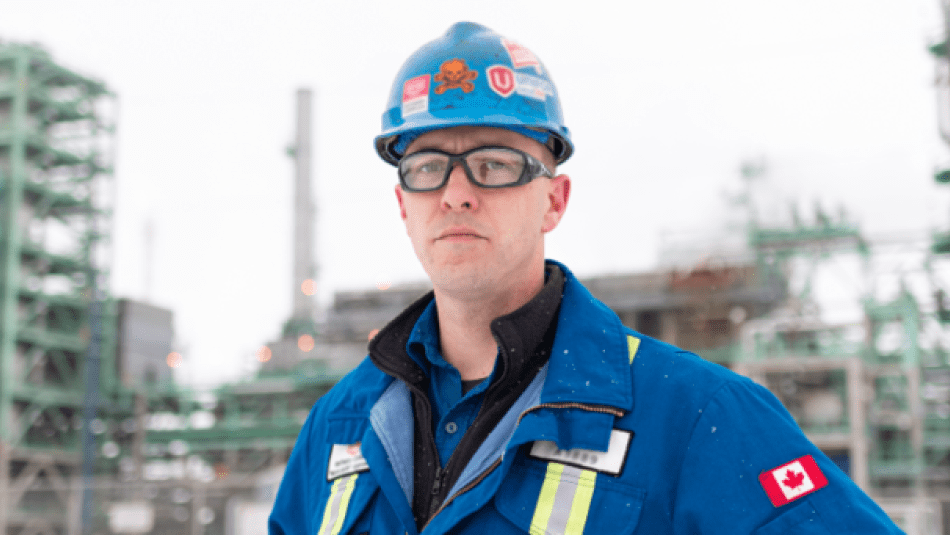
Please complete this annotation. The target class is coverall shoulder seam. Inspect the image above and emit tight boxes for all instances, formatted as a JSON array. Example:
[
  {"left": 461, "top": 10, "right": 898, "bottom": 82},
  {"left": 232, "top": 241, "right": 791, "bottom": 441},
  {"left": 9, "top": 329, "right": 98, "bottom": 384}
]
[{"left": 667, "top": 375, "right": 735, "bottom": 520}]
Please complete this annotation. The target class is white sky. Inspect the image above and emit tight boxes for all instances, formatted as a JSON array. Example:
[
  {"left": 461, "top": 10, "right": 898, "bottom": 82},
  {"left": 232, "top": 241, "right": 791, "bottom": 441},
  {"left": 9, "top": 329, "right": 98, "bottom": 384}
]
[{"left": 2, "top": 0, "right": 948, "bottom": 387}]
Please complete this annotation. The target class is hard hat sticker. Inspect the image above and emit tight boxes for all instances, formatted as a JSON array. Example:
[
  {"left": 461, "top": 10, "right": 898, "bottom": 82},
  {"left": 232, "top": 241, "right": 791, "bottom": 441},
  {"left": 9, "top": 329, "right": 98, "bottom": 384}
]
[
  {"left": 402, "top": 74, "right": 430, "bottom": 117},
  {"left": 502, "top": 39, "right": 542, "bottom": 74},
  {"left": 434, "top": 58, "right": 478, "bottom": 94},
  {"left": 487, "top": 65, "right": 515, "bottom": 98},
  {"left": 515, "top": 73, "right": 554, "bottom": 101}
]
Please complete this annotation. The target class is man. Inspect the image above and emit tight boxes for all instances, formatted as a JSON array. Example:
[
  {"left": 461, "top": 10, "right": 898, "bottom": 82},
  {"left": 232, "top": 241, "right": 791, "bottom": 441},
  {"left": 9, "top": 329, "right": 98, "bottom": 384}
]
[{"left": 270, "top": 22, "right": 903, "bottom": 534}]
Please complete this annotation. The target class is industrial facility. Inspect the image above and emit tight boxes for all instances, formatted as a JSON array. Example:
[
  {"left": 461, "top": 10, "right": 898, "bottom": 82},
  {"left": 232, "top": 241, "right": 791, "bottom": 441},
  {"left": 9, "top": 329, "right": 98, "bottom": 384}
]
[{"left": 2, "top": 11, "right": 950, "bottom": 535}]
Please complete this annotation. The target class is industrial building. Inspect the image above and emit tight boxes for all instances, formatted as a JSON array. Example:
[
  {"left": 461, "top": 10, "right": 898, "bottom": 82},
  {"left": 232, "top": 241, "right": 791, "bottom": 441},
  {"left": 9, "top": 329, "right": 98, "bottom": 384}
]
[{"left": 3, "top": 14, "right": 950, "bottom": 534}]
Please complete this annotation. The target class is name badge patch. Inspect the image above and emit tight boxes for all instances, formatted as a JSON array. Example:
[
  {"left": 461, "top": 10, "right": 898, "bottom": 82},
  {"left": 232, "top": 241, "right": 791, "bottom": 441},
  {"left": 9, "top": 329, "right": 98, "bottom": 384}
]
[
  {"left": 326, "top": 443, "right": 369, "bottom": 481},
  {"left": 529, "top": 429, "right": 632, "bottom": 476}
]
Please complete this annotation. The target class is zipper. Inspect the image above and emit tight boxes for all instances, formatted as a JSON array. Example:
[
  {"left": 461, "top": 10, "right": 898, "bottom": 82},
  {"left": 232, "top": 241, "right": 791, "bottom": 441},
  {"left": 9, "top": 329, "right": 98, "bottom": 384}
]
[
  {"left": 427, "top": 466, "right": 447, "bottom": 519},
  {"left": 405, "top": 381, "right": 443, "bottom": 527},
  {"left": 380, "top": 374, "right": 441, "bottom": 530},
  {"left": 420, "top": 401, "right": 624, "bottom": 531},
  {"left": 519, "top": 401, "right": 625, "bottom": 420},
  {"left": 423, "top": 456, "right": 503, "bottom": 531}
]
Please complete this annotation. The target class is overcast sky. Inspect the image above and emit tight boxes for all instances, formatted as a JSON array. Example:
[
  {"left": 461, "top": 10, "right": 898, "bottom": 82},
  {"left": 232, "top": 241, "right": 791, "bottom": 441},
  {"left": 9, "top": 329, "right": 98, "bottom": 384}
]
[{"left": 2, "top": 0, "right": 947, "bottom": 386}]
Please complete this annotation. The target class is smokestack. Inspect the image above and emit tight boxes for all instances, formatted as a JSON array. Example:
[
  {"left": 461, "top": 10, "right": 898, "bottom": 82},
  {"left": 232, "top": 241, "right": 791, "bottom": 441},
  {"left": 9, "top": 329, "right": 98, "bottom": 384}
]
[
  {"left": 264, "top": 89, "right": 319, "bottom": 371},
  {"left": 292, "top": 88, "right": 316, "bottom": 320}
]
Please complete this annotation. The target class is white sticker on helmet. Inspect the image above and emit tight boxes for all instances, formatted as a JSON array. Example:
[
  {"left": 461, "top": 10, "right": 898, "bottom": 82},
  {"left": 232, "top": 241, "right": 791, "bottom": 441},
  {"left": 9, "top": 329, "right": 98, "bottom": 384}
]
[
  {"left": 515, "top": 73, "right": 554, "bottom": 101},
  {"left": 502, "top": 39, "right": 543, "bottom": 74},
  {"left": 402, "top": 74, "right": 430, "bottom": 117}
]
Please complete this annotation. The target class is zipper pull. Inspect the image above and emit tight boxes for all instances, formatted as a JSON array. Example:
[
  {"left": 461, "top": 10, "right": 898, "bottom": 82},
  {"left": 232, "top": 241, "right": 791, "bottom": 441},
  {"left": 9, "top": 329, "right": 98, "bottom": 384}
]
[{"left": 428, "top": 467, "right": 446, "bottom": 518}]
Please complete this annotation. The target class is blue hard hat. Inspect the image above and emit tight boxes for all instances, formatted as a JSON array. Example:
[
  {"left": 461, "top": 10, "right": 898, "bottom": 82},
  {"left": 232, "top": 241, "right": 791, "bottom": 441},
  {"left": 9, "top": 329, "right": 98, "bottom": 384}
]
[{"left": 375, "top": 22, "right": 573, "bottom": 166}]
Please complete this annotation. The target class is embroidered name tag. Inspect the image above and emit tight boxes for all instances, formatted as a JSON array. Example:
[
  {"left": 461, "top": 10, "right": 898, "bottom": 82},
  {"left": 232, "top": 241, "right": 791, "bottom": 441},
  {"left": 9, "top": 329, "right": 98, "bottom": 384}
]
[
  {"left": 529, "top": 429, "right": 632, "bottom": 476},
  {"left": 326, "top": 443, "right": 369, "bottom": 481}
]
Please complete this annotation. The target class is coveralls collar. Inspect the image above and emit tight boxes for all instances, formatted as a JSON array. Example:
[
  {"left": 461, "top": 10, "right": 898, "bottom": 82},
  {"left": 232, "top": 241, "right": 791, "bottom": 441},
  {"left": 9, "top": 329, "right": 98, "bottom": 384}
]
[
  {"left": 369, "top": 263, "right": 565, "bottom": 394},
  {"left": 540, "top": 260, "right": 635, "bottom": 412},
  {"left": 368, "top": 260, "right": 634, "bottom": 413}
]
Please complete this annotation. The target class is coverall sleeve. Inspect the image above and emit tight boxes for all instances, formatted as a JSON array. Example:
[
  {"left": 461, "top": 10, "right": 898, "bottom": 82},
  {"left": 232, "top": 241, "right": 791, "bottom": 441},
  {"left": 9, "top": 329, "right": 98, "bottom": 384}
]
[
  {"left": 269, "top": 402, "right": 322, "bottom": 535},
  {"left": 671, "top": 380, "right": 903, "bottom": 534}
]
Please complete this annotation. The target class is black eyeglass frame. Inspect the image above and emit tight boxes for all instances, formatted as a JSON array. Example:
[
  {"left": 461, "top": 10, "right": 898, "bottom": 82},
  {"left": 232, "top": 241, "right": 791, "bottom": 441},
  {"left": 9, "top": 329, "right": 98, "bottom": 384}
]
[{"left": 397, "top": 146, "right": 554, "bottom": 192}]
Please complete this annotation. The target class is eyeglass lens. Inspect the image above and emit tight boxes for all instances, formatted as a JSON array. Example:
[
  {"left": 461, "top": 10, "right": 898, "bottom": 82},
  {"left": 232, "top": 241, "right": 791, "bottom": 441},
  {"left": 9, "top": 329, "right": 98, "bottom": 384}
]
[{"left": 400, "top": 148, "right": 527, "bottom": 190}]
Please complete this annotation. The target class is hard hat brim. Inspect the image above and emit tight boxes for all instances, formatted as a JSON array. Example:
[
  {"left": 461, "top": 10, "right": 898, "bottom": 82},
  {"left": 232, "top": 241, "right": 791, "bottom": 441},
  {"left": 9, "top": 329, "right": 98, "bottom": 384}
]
[{"left": 375, "top": 109, "right": 572, "bottom": 167}]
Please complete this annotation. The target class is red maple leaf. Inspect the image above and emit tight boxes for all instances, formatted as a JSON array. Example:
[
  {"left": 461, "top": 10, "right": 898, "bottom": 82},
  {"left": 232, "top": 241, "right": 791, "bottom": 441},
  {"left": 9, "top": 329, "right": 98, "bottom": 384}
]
[{"left": 782, "top": 469, "right": 805, "bottom": 489}]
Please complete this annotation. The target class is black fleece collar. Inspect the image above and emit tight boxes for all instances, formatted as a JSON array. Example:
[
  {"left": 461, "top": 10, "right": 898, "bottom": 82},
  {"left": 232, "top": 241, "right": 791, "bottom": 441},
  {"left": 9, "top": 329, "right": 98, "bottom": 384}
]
[{"left": 368, "top": 264, "right": 565, "bottom": 388}]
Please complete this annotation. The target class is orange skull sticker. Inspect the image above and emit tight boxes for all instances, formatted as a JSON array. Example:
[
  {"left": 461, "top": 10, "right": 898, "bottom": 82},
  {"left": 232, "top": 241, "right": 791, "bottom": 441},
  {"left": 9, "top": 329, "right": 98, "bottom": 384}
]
[{"left": 434, "top": 58, "right": 478, "bottom": 94}]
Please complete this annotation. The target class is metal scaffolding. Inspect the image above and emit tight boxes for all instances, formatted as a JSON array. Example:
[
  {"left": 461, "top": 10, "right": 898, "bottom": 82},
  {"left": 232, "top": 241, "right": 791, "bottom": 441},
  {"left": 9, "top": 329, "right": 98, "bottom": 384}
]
[{"left": 0, "top": 43, "right": 116, "bottom": 534}]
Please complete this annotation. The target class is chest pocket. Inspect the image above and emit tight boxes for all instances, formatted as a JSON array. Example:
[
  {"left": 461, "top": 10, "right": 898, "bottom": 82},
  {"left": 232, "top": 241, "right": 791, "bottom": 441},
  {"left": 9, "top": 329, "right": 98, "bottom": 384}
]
[
  {"left": 314, "top": 470, "right": 379, "bottom": 535},
  {"left": 493, "top": 455, "right": 646, "bottom": 535}
]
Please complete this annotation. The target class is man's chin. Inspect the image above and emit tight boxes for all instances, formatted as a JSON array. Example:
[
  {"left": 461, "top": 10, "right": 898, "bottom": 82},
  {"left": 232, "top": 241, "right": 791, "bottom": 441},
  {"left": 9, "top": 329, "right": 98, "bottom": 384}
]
[
  {"left": 428, "top": 248, "right": 485, "bottom": 267},
  {"left": 426, "top": 262, "right": 494, "bottom": 293},
  {"left": 427, "top": 259, "right": 482, "bottom": 278}
]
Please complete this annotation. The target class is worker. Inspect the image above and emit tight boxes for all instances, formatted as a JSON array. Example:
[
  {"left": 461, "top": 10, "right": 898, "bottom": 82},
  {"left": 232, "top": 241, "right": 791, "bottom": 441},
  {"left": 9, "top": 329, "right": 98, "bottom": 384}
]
[{"left": 269, "top": 22, "right": 904, "bottom": 534}]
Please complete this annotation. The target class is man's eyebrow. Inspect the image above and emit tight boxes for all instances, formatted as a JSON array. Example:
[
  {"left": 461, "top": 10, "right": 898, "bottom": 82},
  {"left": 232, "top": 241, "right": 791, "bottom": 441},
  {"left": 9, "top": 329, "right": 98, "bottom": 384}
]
[{"left": 407, "top": 145, "right": 444, "bottom": 152}]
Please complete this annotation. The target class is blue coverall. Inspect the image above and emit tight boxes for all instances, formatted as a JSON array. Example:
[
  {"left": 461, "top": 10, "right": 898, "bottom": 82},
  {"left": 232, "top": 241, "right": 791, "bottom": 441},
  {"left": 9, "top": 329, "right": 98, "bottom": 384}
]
[{"left": 269, "top": 261, "right": 903, "bottom": 534}]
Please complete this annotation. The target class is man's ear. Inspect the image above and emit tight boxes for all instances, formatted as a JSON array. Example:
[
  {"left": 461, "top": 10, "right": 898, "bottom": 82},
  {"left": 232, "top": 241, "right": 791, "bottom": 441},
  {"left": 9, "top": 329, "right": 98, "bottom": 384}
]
[
  {"left": 541, "top": 174, "right": 570, "bottom": 233},
  {"left": 395, "top": 184, "right": 408, "bottom": 220}
]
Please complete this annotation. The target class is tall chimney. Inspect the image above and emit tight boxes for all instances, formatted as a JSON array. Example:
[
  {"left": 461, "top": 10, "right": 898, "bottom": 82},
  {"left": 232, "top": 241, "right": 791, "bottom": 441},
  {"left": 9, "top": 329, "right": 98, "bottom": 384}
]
[{"left": 292, "top": 88, "right": 316, "bottom": 320}]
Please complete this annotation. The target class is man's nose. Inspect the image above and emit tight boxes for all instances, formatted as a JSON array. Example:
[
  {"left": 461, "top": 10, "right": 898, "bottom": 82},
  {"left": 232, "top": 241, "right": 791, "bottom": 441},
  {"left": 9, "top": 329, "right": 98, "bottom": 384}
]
[{"left": 440, "top": 163, "right": 479, "bottom": 211}]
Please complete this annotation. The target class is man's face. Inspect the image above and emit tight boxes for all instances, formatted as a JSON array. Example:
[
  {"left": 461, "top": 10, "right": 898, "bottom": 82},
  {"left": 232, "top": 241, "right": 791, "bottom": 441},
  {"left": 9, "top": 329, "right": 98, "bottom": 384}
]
[{"left": 395, "top": 126, "right": 570, "bottom": 299}]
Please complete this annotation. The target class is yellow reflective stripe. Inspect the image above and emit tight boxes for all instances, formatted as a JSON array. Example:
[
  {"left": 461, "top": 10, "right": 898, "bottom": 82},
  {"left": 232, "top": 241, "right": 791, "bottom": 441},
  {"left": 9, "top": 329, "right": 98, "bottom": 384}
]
[
  {"left": 530, "top": 462, "right": 565, "bottom": 535},
  {"left": 564, "top": 469, "right": 597, "bottom": 534},
  {"left": 317, "top": 474, "right": 359, "bottom": 535},
  {"left": 531, "top": 463, "right": 598, "bottom": 535},
  {"left": 331, "top": 474, "right": 358, "bottom": 535},
  {"left": 317, "top": 477, "right": 344, "bottom": 535},
  {"left": 627, "top": 335, "right": 641, "bottom": 365}
]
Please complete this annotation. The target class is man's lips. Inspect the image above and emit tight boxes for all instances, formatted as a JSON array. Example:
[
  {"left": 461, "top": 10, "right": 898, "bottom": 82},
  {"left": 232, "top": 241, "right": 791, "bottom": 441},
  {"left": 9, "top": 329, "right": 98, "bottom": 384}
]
[{"left": 437, "top": 227, "right": 485, "bottom": 240}]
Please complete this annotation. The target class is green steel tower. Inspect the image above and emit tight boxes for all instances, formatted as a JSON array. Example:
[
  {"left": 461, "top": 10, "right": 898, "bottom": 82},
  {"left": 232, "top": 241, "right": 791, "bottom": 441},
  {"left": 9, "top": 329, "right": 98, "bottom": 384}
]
[{"left": 0, "top": 43, "right": 116, "bottom": 534}]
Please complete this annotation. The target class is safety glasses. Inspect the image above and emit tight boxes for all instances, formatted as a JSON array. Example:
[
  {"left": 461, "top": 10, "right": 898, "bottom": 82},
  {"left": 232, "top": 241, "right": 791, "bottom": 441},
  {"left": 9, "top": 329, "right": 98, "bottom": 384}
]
[{"left": 398, "top": 146, "right": 553, "bottom": 192}]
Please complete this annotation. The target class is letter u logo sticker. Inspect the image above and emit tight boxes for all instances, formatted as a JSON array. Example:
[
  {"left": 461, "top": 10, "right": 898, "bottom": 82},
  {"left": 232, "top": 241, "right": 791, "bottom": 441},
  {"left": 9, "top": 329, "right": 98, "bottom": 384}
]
[{"left": 487, "top": 65, "right": 516, "bottom": 98}]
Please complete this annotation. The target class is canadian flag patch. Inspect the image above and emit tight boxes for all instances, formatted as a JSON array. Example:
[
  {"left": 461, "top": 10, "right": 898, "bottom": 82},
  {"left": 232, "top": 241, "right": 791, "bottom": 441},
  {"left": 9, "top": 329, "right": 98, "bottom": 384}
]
[{"left": 758, "top": 455, "right": 828, "bottom": 507}]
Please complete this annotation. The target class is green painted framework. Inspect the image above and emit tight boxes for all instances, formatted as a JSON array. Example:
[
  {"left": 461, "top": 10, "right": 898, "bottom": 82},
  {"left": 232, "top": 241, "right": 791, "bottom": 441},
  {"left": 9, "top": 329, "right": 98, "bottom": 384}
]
[{"left": 0, "top": 42, "right": 116, "bottom": 534}]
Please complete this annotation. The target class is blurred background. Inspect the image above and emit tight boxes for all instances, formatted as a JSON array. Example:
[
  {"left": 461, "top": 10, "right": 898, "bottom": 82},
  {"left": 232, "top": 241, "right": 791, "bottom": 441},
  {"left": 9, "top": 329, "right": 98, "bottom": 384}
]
[{"left": 1, "top": 0, "right": 949, "bottom": 533}]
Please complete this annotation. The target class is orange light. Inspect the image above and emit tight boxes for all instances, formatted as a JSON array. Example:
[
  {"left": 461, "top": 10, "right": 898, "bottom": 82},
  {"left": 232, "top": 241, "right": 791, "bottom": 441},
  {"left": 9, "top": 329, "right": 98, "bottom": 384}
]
[
  {"left": 166, "top": 352, "right": 182, "bottom": 368},
  {"left": 256, "top": 346, "right": 272, "bottom": 363},
  {"left": 214, "top": 463, "right": 230, "bottom": 480},
  {"left": 368, "top": 329, "right": 379, "bottom": 341},
  {"left": 297, "top": 335, "right": 315, "bottom": 352},
  {"left": 376, "top": 281, "right": 391, "bottom": 291},
  {"left": 301, "top": 279, "right": 316, "bottom": 296}
]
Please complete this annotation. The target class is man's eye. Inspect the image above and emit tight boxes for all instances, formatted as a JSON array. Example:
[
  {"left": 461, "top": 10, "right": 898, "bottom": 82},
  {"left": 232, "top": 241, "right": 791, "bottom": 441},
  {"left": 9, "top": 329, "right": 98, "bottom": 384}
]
[
  {"left": 484, "top": 160, "right": 511, "bottom": 171},
  {"left": 417, "top": 161, "right": 445, "bottom": 174}
]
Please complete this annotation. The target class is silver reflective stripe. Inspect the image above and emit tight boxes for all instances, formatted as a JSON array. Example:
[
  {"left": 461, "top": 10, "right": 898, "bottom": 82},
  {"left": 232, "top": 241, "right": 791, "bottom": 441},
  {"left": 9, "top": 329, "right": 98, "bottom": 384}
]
[
  {"left": 547, "top": 465, "right": 584, "bottom": 533},
  {"left": 530, "top": 463, "right": 597, "bottom": 535},
  {"left": 318, "top": 473, "right": 358, "bottom": 535}
]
